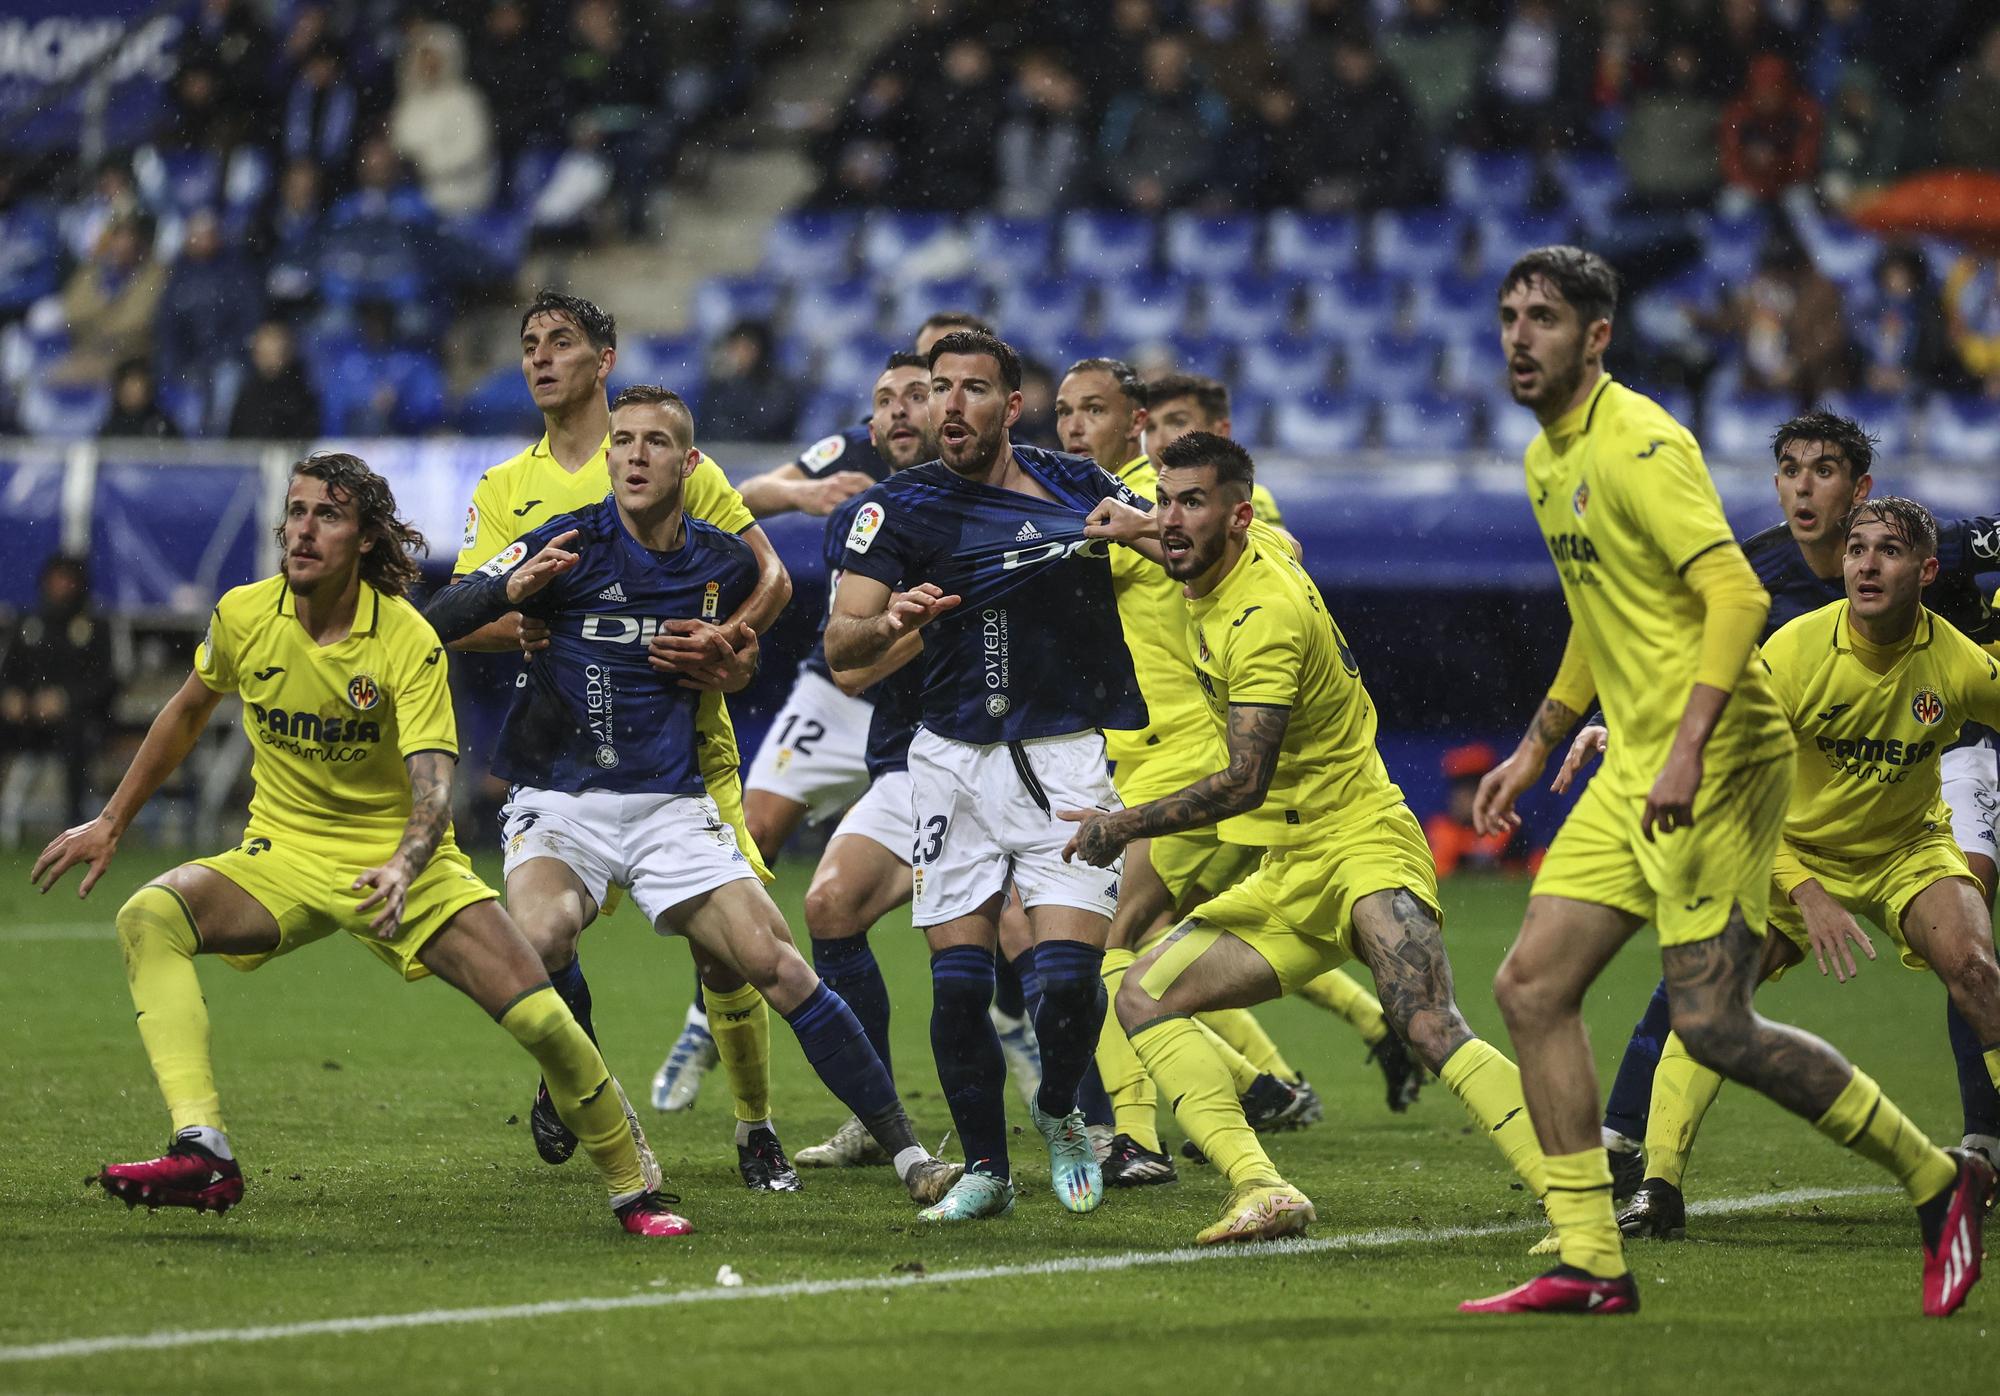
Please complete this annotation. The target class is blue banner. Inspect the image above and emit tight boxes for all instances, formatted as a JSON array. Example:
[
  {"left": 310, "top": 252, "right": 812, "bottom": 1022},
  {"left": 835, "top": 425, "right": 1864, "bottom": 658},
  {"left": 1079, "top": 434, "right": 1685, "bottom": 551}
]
[{"left": 0, "top": 0, "right": 185, "bottom": 153}]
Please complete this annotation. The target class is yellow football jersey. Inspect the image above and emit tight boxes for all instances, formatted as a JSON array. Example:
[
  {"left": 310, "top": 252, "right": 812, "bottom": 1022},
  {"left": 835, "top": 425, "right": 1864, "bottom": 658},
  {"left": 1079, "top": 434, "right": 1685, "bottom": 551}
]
[
  {"left": 195, "top": 577, "right": 461, "bottom": 860},
  {"left": 1761, "top": 600, "right": 2000, "bottom": 861},
  {"left": 1187, "top": 518, "right": 1407, "bottom": 847},
  {"left": 1524, "top": 375, "right": 1791, "bottom": 794}
]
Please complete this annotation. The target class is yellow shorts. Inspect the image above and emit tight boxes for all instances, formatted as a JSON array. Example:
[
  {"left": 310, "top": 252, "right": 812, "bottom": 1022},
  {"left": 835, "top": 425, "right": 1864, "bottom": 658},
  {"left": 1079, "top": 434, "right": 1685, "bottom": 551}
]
[
  {"left": 1143, "top": 802, "right": 1438, "bottom": 998},
  {"left": 1113, "top": 749, "right": 1258, "bottom": 902},
  {"left": 1532, "top": 752, "right": 1793, "bottom": 947},
  {"left": 1770, "top": 832, "right": 1975, "bottom": 973},
  {"left": 195, "top": 831, "right": 497, "bottom": 981}
]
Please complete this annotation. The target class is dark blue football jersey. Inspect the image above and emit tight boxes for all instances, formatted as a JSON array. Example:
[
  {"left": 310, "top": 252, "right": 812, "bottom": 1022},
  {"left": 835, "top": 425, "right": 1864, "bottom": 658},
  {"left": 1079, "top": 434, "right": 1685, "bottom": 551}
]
[
  {"left": 795, "top": 423, "right": 889, "bottom": 483},
  {"left": 837, "top": 444, "right": 1147, "bottom": 744},
  {"left": 819, "top": 489, "right": 917, "bottom": 774},
  {"left": 453, "top": 498, "right": 758, "bottom": 794}
]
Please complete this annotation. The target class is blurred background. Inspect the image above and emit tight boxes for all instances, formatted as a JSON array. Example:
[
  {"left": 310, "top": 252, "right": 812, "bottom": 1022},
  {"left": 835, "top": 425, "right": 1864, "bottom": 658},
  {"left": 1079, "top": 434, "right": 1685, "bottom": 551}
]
[{"left": 1, "top": 0, "right": 1995, "bottom": 861}]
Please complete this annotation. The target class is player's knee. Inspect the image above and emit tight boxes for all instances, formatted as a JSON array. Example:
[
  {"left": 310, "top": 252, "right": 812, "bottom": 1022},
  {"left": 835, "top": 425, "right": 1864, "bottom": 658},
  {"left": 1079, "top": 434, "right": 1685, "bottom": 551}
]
[
  {"left": 510, "top": 907, "right": 580, "bottom": 971},
  {"left": 803, "top": 879, "right": 863, "bottom": 941},
  {"left": 117, "top": 884, "right": 197, "bottom": 965},
  {"left": 1492, "top": 955, "right": 1561, "bottom": 1030},
  {"left": 1114, "top": 972, "right": 1160, "bottom": 1033},
  {"left": 1941, "top": 940, "right": 2000, "bottom": 1014}
]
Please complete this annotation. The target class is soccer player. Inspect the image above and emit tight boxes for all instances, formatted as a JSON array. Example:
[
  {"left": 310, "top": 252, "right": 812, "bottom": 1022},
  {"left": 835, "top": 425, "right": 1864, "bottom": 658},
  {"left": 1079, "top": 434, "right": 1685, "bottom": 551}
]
[
  {"left": 1069, "top": 432, "right": 1548, "bottom": 1244},
  {"left": 1598, "top": 498, "right": 2000, "bottom": 1238},
  {"left": 823, "top": 330, "right": 1147, "bottom": 1220},
  {"left": 32, "top": 453, "right": 688, "bottom": 1237},
  {"left": 1463, "top": 246, "right": 1987, "bottom": 1317},
  {"left": 1576, "top": 411, "right": 2000, "bottom": 1209},
  {"left": 449, "top": 291, "right": 794, "bottom": 1186},
  {"left": 426, "top": 387, "right": 961, "bottom": 1209}
]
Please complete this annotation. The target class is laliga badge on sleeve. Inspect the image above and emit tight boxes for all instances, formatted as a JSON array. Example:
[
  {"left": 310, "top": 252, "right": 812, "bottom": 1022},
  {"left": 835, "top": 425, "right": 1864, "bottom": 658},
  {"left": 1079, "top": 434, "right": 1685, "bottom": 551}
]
[{"left": 847, "top": 501, "right": 885, "bottom": 554}]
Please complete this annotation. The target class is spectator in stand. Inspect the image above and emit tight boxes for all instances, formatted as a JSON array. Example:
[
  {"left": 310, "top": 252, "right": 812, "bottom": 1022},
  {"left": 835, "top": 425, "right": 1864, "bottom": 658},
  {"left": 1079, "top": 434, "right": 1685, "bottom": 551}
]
[
  {"left": 1709, "top": 0, "right": 1786, "bottom": 98},
  {"left": 50, "top": 215, "right": 165, "bottom": 387},
  {"left": 181, "top": 0, "right": 270, "bottom": 129},
  {"left": 1725, "top": 237, "right": 1852, "bottom": 401},
  {"left": 320, "top": 300, "right": 445, "bottom": 435},
  {"left": 60, "top": 161, "right": 141, "bottom": 264},
  {"left": 261, "top": 160, "right": 324, "bottom": 310},
  {"left": 1014, "top": 355, "right": 1058, "bottom": 448},
  {"left": 1855, "top": 246, "right": 1955, "bottom": 397},
  {"left": 1473, "top": 0, "right": 1582, "bottom": 149},
  {"left": 471, "top": 0, "right": 555, "bottom": 172},
  {"left": 99, "top": 358, "right": 180, "bottom": 439},
  {"left": 391, "top": 23, "right": 498, "bottom": 218},
  {"left": 1302, "top": 33, "right": 1426, "bottom": 209},
  {"left": 228, "top": 321, "right": 322, "bottom": 439},
  {"left": 1232, "top": 79, "right": 1327, "bottom": 210},
  {"left": 1099, "top": 35, "right": 1231, "bottom": 212},
  {"left": 701, "top": 320, "right": 797, "bottom": 441},
  {"left": 804, "top": 70, "right": 908, "bottom": 207},
  {"left": 560, "top": 0, "right": 671, "bottom": 234},
  {"left": 1942, "top": 252, "right": 2000, "bottom": 399},
  {"left": 165, "top": 59, "right": 232, "bottom": 154},
  {"left": 1586, "top": 0, "right": 1658, "bottom": 140},
  {"left": 1938, "top": 24, "right": 2000, "bottom": 173},
  {"left": 1620, "top": 38, "right": 1723, "bottom": 206},
  {"left": 1380, "top": 0, "right": 1485, "bottom": 143},
  {"left": 529, "top": 117, "right": 615, "bottom": 245},
  {"left": 1424, "top": 743, "right": 1541, "bottom": 878},
  {"left": 0, "top": 165, "right": 60, "bottom": 324},
  {"left": 1818, "top": 61, "right": 1905, "bottom": 209},
  {"left": 906, "top": 37, "right": 1003, "bottom": 211},
  {"left": 329, "top": 136, "right": 435, "bottom": 229},
  {"left": 284, "top": 42, "right": 360, "bottom": 189},
  {"left": 155, "top": 209, "right": 263, "bottom": 406},
  {"left": 1802, "top": 0, "right": 1874, "bottom": 101},
  {"left": 0, "top": 555, "right": 118, "bottom": 830},
  {"left": 1719, "top": 54, "right": 1822, "bottom": 214},
  {"left": 996, "top": 50, "right": 1087, "bottom": 218}
]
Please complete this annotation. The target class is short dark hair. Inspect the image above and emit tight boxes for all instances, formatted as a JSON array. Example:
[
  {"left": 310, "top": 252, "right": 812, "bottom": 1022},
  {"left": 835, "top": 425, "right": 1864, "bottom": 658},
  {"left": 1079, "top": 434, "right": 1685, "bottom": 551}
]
[
  {"left": 1846, "top": 496, "right": 1938, "bottom": 557},
  {"left": 1157, "top": 430, "right": 1255, "bottom": 495},
  {"left": 928, "top": 329, "right": 1022, "bottom": 391},
  {"left": 1772, "top": 408, "right": 1876, "bottom": 479},
  {"left": 884, "top": 351, "right": 929, "bottom": 373},
  {"left": 1062, "top": 356, "right": 1144, "bottom": 405},
  {"left": 520, "top": 289, "right": 616, "bottom": 351},
  {"left": 610, "top": 384, "right": 696, "bottom": 446},
  {"left": 1498, "top": 246, "right": 1620, "bottom": 329},
  {"left": 919, "top": 310, "right": 994, "bottom": 339},
  {"left": 277, "top": 452, "right": 428, "bottom": 598},
  {"left": 1144, "top": 372, "right": 1229, "bottom": 421}
]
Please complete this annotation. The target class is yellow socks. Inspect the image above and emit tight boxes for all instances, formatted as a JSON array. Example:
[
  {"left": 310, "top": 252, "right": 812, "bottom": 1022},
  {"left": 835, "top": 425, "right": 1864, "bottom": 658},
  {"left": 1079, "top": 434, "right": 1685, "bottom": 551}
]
[
  {"left": 705, "top": 981, "right": 772, "bottom": 1125},
  {"left": 1986, "top": 1046, "right": 2000, "bottom": 1096},
  {"left": 1195, "top": 1019, "right": 1263, "bottom": 1094},
  {"left": 1296, "top": 967, "right": 1388, "bottom": 1046},
  {"left": 1644, "top": 1032, "right": 1725, "bottom": 1189},
  {"left": 1199, "top": 1007, "right": 1298, "bottom": 1083},
  {"left": 1097, "top": 949, "right": 1161, "bottom": 1151},
  {"left": 1438, "top": 1038, "right": 1547, "bottom": 1197},
  {"left": 500, "top": 986, "right": 646, "bottom": 1198},
  {"left": 118, "top": 886, "right": 224, "bottom": 1137},
  {"left": 1130, "top": 1013, "right": 1278, "bottom": 1188},
  {"left": 1814, "top": 1067, "right": 1957, "bottom": 1205},
  {"left": 1544, "top": 1148, "right": 1628, "bottom": 1279}
]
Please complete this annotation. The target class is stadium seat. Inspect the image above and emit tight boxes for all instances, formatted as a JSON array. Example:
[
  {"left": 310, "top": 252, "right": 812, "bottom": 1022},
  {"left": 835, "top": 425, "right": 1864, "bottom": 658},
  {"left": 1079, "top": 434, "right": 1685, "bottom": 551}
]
[
  {"left": 692, "top": 273, "right": 784, "bottom": 339},
  {"left": 1699, "top": 209, "right": 1769, "bottom": 284},
  {"left": 1343, "top": 329, "right": 1444, "bottom": 397},
  {"left": 859, "top": 210, "right": 966, "bottom": 278},
  {"left": 1238, "top": 334, "right": 1337, "bottom": 396},
  {"left": 1628, "top": 265, "right": 1724, "bottom": 352},
  {"left": 1477, "top": 209, "right": 1577, "bottom": 276},
  {"left": 319, "top": 346, "right": 447, "bottom": 435},
  {"left": 967, "top": 214, "right": 1056, "bottom": 283},
  {"left": 888, "top": 276, "right": 986, "bottom": 336},
  {"left": 1158, "top": 331, "right": 1235, "bottom": 380},
  {"left": 1795, "top": 214, "right": 1882, "bottom": 294},
  {"left": 133, "top": 146, "right": 223, "bottom": 218},
  {"left": 1038, "top": 332, "right": 1123, "bottom": 373},
  {"left": 1822, "top": 391, "right": 1912, "bottom": 456},
  {"left": 788, "top": 278, "right": 884, "bottom": 350},
  {"left": 1438, "top": 329, "right": 1500, "bottom": 396},
  {"left": 796, "top": 386, "right": 866, "bottom": 439},
  {"left": 1445, "top": 149, "right": 1535, "bottom": 211},
  {"left": 17, "top": 379, "right": 109, "bottom": 439},
  {"left": 1487, "top": 391, "right": 1542, "bottom": 455},
  {"left": 1225, "top": 386, "right": 1274, "bottom": 446},
  {"left": 1924, "top": 394, "right": 2000, "bottom": 465},
  {"left": 1265, "top": 211, "right": 1363, "bottom": 278},
  {"left": 993, "top": 275, "right": 1090, "bottom": 353},
  {"left": 815, "top": 333, "right": 903, "bottom": 402},
  {"left": 1162, "top": 213, "right": 1261, "bottom": 278},
  {"left": 1370, "top": 208, "right": 1467, "bottom": 280},
  {"left": 1100, "top": 272, "right": 1194, "bottom": 343},
  {"left": 1060, "top": 210, "right": 1156, "bottom": 279},
  {"left": 1379, "top": 390, "right": 1480, "bottom": 451},
  {"left": 763, "top": 211, "right": 860, "bottom": 280},
  {"left": 1409, "top": 270, "right": 1492, "bottom": 343},
  {"left": 1551, "top": 151, "right": 1627, "bottom": 228},
  {"left": 1302, "top": 270, "right": 1400, "bottom": 345},
  {"left": 619, "top": 333, "right": 705, "bottom": 390},
  {"left": 1703, "top": 390, "right": 1793, "bottom": 460},
  {"left": 1204, "top": 272, "right": 1299, "bottom": 343},
  {"left": 455, "top": 363, "right": 543, "bottom": 436},
  {"left": 1271, "top": 389, "right": 1368, "bottom": 452}
]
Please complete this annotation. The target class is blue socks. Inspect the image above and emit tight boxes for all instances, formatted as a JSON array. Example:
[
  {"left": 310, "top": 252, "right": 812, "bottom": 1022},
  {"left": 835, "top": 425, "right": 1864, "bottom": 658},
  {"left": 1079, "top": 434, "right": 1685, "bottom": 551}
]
[
  {"left": 1031, "top": 940, "right": 1107, "bottom": 1121},
  {"left": 812, "top": 932, "right": 893, "bottom": 1078},
  {"left": 931, "top": 945, "right": 1010, "bottom": 1179},
  {"left": 994, "top": 950, "right": 1026, "bottom": 1019},
  {"left": 1603, "top": 978, "right": 1671, "bottom": 1140},
  {"left": 784, "top": 981, "right": 916, "bottom": 1156},
  {"left": 548, "top": 954, "right": 597, "bottom": 1043},
  {"left": 1947, "top": 995, "right": 2000, "bottom": 1138}
]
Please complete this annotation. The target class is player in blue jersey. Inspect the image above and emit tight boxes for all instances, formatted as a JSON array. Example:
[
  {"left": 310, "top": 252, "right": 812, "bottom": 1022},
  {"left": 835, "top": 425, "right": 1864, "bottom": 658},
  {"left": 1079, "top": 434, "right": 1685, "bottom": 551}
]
[
  {"left": 824, "top": 330, "right": 1148, "bottom": 1220},
  {"left": 1552, "top": 410, "right": 2000, "bottom": 1232},
  {"left": 426, "top": 386, "right": 962, "bottom": 1213}
]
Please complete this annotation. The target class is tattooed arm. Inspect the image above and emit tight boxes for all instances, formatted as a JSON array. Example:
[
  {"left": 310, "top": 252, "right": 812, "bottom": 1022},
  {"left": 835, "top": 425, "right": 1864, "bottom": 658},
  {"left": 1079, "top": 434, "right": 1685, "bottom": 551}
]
[
  {"left": 353, "top": 751, "right": 457, "bottom": 938},
  {"left": 1061, "top": 704, "right": 1289, "bottom": 867}
]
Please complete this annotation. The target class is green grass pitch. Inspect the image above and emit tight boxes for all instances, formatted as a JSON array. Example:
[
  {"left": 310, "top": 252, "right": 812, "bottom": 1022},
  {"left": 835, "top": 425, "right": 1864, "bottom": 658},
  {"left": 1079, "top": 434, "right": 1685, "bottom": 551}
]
[{"left": 0, "top": 847, "right": 1989, "bottom": 1392}]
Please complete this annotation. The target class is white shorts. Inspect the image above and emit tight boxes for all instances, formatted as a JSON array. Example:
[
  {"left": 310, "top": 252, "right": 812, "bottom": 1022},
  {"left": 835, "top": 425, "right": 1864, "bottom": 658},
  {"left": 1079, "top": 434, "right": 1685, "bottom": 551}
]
[
  {"left": 743, "top": 668, "right": 873, "bottom": 822},
  {"left": 831, "top": 769, "right": 915, "bottom": 859},
  {"left": 1941, "top": 739, "right": 1999, "bottom": 863},
  {"left": 906, "top": 727, "right": 1124, "bottom": 927},
  {"left": 501, "top": 786, "right": 755, "bottom": 930}
]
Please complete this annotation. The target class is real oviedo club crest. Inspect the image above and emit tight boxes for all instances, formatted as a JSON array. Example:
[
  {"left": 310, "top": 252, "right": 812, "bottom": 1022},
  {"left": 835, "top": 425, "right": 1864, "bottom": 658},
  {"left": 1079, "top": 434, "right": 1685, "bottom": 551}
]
[{"left": 347, "top": 674, "right": 381, "bottom": 710}]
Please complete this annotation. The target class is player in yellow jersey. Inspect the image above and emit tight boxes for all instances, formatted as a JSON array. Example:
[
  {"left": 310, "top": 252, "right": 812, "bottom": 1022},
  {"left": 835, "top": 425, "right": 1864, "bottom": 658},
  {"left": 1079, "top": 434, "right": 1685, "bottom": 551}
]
[
  {"left": 446, "top": 291, "right": 799, "bottom": 1189},
  {"left": 1610, "top": 499, "right": 2000, "bottom": 1238},
  {"left": 1465, "top": 246, "right": 1987, "bottom": 1317},
  {"left": 31, "top": 453, "right": 687, "bottom": 1237},
  {"left": 1070, "top": 433, "right": 1548, "bottom": 1244}
]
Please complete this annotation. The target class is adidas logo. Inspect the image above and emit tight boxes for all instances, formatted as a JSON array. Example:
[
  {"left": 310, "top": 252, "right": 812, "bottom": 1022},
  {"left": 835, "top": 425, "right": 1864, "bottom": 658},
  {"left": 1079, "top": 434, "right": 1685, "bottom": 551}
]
[
  {"left": 597, "top": 582, "right": 628, "bottom": 602},
  {"left": 1015, "top": 521, "right": 1042, "bottom": 541}
]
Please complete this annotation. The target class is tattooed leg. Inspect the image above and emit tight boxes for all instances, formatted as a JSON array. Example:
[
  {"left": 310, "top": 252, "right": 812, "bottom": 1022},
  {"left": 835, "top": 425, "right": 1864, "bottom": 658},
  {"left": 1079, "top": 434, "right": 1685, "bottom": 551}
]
[{"left": 1348, "top": 889, "right": 1476, "bottom": 1071}]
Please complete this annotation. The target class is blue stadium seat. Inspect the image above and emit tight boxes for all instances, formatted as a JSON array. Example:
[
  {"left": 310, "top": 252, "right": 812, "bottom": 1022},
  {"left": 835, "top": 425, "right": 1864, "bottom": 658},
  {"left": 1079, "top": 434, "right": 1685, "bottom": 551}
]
[
  {"left": 1551, "top": 151, "right": 1627, "bottom": 227},
  {"left": 1038, "top": 333, "right": 1124, "bottom": 374},
  {"left": 1271, "top": 389, "right": 1368, "bottom": 452},
  {"left": 619, "top": 333, "right": 704, "bottom": 390},
  {"left": 1163, "top": 213, "right": 1261, "bottom": 278},
  {"left": 1158, "top": 332, "right": 1235, "bottom": 380},
  {"left": 1797, "top": 215, "right": 1882, "bottom": 294},
  {"left": 1703, "top": 389, "right": 1793, "bottom": 460},
  {"left": 967, "top": 214, "right": 1056, "bottom": 282},
  {"left": 455, "top": 363, "right": 543, "bottom": 435},
  {"left": 816, "top": 333, "right": 902, "bottom": 401},
  {"left": 1204, "top": 272, "right": 1299, "bottom": 343},
  {"left": 441, "top": 207, "right": 530, "bottom": 280},
  {"left": 1822, "top": 391, "right": 1911, "bottom": 456},
  {"left": 796, "top": 386, "right": 866, "bottom": 439},
  {"left": 1476, "top": 209, "right": 1577, "bottom": 276},
  {"left": 787, "top": 277, "right": 883, "bottom": 349},
  {"left": 1379, "top": 390, "right": 1480, "bottom": 451},
  {"left": 1445, "top": 149, "right": 1535, "bottom": 211},
  {"left": 1343, "top": 329, "right": 1444, "bottom": 397},
  {"left": 763, "top": 211, "right": 859, "bottom": 279},
  {"left": 1238, "top": 334, "right": 1336, "bottom": 396},
  {"left": 1410, "top": 270, "right": 1492, "bottom": 343},
  {"left": 1628, "top": 265, "right": 1724, "bottom": 352},
  {"left": 319, "top": 346, "right": 447, "bottom": 434},
  {"left": 994, "top": 275, "right": 1090, "bottom": 352},
  {"left": 692, "top": 273, "right": 784, "bottom": 338},
  {"left": 1439, "top": 329, "right": 1500, "bottom": 396},
  {"left": 1302, "top": 270, "right": 1399, "bottom": 344},
  {"left": 1226, "top": 386, "right": 1274, "bottom": 446},
  {"left": 1488, "top": 390, "right": 1543, "bottom": 456},
  {"left": 1061, "top": 211, "right": 1156, "bottom": 278},
  {"left": 18, "top": 379, "right": 109, "bottom": 439},
  {"left": 1370, "top": 208, "right": 1467, "bottom": 280},
  {"left": 1265, "top": 211, "right": 1362, "bottom": 277},
  {"left": 860, "top": 211, "right": 963, "bottom": 277},
  {"left": 889, "top": 276, "right": 986, "bottom": 336},
  {"left": 1100, "top": 272, "right": 1194, "bottom": 343},
  {"left": 1924, "top": 395, "right": 2000, "bottom": 465},
  {"left": 1699, "top": 210, "right": 1769, "bottom": 285},
  {"left": 511, "top": 146, "right": 563, "bottom": 206},
  {"left": 133, "top": 146, "right": 223, "bottom": 217}
]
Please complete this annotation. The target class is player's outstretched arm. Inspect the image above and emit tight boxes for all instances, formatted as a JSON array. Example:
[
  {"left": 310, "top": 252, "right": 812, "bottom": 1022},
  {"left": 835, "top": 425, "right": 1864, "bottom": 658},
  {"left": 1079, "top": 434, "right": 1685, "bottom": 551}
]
[
  {"left": 1474, "top": 627, "right": 1594, "bottom": 836},
  {"left": 31, "top": 670, "right": 224, "bottom": 896},
  {"left": 352, "top": 751, "right": 455, "bottom": 938},
  {"left": 1060, "top": 702, "right": 1290, "bottom": 866},
  {"left": 739, "top": 462, "right": 874, "bottom": 519},
  {"left": 1084, "top": 496, "right": 1167, "bottom": 566},
  {"left": 823, "top": 572, "right": 959, "bottom": 670},
  {"left": 830, "top": 630, "right": 923, "bottom": 696},
  {"left": 426, "top": 530, "right": 580, "bottom": 643}
]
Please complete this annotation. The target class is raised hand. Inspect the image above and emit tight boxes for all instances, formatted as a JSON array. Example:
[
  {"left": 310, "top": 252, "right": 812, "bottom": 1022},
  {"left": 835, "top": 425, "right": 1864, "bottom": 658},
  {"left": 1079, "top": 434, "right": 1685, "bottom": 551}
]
[{"left": 503, "top": 530, "right": 582, "bottom": 604}]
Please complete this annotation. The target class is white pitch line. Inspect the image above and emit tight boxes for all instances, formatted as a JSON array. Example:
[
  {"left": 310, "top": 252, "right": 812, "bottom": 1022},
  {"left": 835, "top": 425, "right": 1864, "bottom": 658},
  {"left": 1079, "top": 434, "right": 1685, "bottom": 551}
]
[{"left": 0, "top": 1185, "right": 1889, "bottom": 1365}]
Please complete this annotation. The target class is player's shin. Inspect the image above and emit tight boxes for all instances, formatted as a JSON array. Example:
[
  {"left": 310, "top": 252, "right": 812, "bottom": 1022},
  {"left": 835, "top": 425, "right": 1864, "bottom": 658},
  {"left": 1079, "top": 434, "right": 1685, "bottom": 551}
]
[
  {"left": 1098, "top": 949, "right": 1162, "bottom": 1151},
  {"left": 1642, "top": 1032, "right": 1724, "bottom": 1190},
  {"left": 1439, "top": 1038, "right": 1548, "bottom": 1196},
  {"left": 1130, "top": 1014, "right": 1276, "bottom": 1188},
  {"left": 501, "top": 987, "right": 648, "bottom": 1200},
  {"left": 1544, "top": 1149, "right": 1629, "bottom": 1280},
  {"left": 705, "top": 981, "right": 774, "bottom": 1129},
  {"left": 1815, "top": 1067, "right": 1958, "bottom": 1206},
  {"left": 1946, "top": 1000, "right": 2000, "bottom": 1154},
  {"left": 931, "top": 945, "right": 1012, "bottom": 1178},
  {"left": 1199, "top": 1006, "right": 1299, "bottom": 1081},
  {"left": 811, "top": 932, "right": 892, "bottom": 1077},
  {"left": 1196, "top": 1019, "right": 1264, "bottom": 1094},
  {"left": 1604, "top": 980, "right": 1673, "bottom": 1142},
  {"left": 781, "top": 981, "right": 925, "bottom": 1165},
  {"left": 1032, "top": 940, "right": 1107, "bottom": 1119},
  {"left": 119, "top": 886, "right": 226, "bottom": 1141}
]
